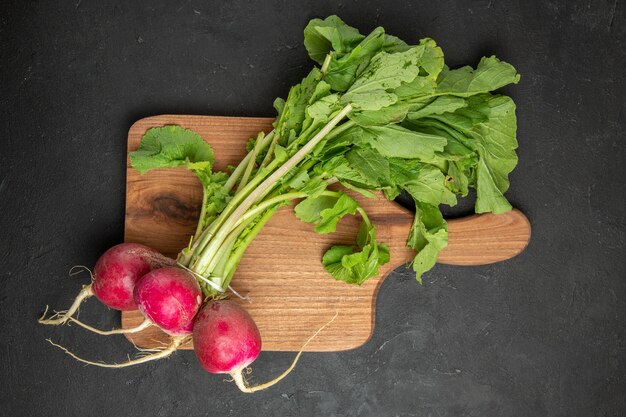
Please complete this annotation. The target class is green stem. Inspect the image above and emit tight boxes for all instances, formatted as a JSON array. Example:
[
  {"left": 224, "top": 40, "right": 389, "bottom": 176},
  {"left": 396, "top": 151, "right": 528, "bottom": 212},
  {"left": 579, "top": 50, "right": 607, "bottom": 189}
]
[
  {"left": 323, "top": 119, "right": 355, "bottom": 141},
  {"left": 285, "top": 123, "right": 317, "bottom": 152},
  {"left": 193, "top": 188, "right": 209, "bottom": 241},
  {"left": 246, "top": 158, "right": 316, "bottom": 213},
  {"left": 223, "top": 131, "right": 275, "bottom": 193},
  {"left": 188, "top": 157, "right": 283, "bottom": 264},
  {"left": 356, "top": 206, "right": 372, "bottom": 229},
  {"left": 191, "top": 104, "right": 353, "bottom": 274},
  {"left": 320, "top": 53, "right": 332, "bottom": 74},
  {"left": 202, "top": 188, "right": 344, "bottom": 278},
  {"left": 259, "top": 132, "right": 279, "bottom": 170},
  {"left": 234, "top": 192, "right": 306, "bottom": 228},
  {"left": 237, "top": 131, "right": 265, "bottom": 193},
  {"left": 221, "top": 206, "right": 279, "bottom": 289},
  {"left": 200, "top": 217, "right": 253, "bottom": 285},
  {"left": 196, "top": 188, "right": 293, "bottom": 276}
]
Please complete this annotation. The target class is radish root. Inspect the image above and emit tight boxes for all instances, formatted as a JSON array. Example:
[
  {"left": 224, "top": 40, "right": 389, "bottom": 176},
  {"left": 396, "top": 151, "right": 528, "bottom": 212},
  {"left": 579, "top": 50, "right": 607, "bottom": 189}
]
[
  {"left": 46, "top": 334, "right": 190, "bottom": 368},
  {"left": 67, "top": 317, "right": 153, "bottom": 335},
  {"left": 230, "top": 312, "right": 338, "bottom": 393},
  {"left": 68, "top": 265, "right": 93, "bottom": 278},
  {"left": 38, "top": 284, "right": 93, "bottom": 325}
]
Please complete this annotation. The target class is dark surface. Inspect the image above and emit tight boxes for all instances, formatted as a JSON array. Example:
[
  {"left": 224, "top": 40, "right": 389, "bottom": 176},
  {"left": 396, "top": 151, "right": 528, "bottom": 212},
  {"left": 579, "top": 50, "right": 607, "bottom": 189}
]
[{"left": 1, "top": 1, "right": 624, "bottom": 416}]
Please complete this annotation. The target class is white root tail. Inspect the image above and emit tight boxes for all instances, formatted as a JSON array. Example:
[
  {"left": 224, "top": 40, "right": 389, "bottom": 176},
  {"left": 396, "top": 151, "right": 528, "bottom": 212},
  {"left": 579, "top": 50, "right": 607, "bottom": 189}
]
[
  {"left": 68, "top": 265, "right": 93, "bottom": 277},
  {"left": 229, "top": 312, "right": 338, "bottom": 393},
  {"left": 46, "top": 334, "right": 190, "bottom": 368},
  {"left": 67, "top": 317, "right": 153, "bottom": 336},
  {"left": 38, "top": 284, "right": 93, "bottom": 325}
]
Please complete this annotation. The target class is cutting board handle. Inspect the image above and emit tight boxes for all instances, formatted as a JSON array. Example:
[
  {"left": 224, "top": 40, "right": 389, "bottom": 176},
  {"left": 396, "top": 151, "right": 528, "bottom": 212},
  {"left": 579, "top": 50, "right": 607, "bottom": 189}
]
[
  {"left": 387, "top": 208, "right": 531, "bottom": 267},
  {"left": 443, "top": 209, "right": 531, "bottom": 265}
]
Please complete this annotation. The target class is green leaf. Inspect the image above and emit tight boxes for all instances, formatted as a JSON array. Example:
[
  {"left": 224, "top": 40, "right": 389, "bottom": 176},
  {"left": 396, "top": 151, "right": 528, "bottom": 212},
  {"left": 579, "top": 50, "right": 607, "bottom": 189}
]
[
  {"left": 199, "top": 172, "right": 232, "bottom": 229},
  {"left": 324, "top": 27, "right": 386, "bottom": 92},
  {"left": 402, "top": 117, "right": 476, "bottom": 164},
  {"left": 273, "top": 144, "right": 289, "bottom": 163},
  {"left": 475, "top": 157, "right": 512, "bottom": 213},
  {"left": 436, "top": 56, "right": 520, "bottom": 97},
  {"left": 273, "top": 97, "right": 286, "bottom": 120},
  {"left": 428, "top": 107, "right": 489, "bottom": 132},
  {"left": 404, "top": 93, "right": 518, "bottom": 213},
  {"left": 299, "top": 176, "right": 328, "bottom": 198},
  {"left": 345, "top": 147, "right": 392, "bottom": 187},
  {"left": 342, "top": 89, "right": 399, "bottom": 111},
  {"left": 467, "top": 95, "right": 518, "bottom": 213},
  {"left": 317, "top": 193, "right": 359, "bottom": 233},
  {"left": 294, "top": 195, "right": 335, "bottom": 223},
  {"left": 403, "top": 165, "right": 457, "bottom": 207},
  {"left": 341, "top": 46, "right": 428, "bottom": 110},
  {"left": 274, "top": 68, "right": 323, "bottom": 141},
  {"left": 322, "top": 222, "right": 389, "bottom": 285},
  {"left": 426, "top": 95, "right": 517, "bottom": 213},
  {"left": 310, "top": 80, "right": 333, "bottom": 103},
  {"left": 417, "top": 38, "right": 445, "bottom": 79},
  {"left": 303, "top": 15, "right": 365, "bottom": 64},
  {"left": 130, "top": 125, "right": 215, "bottom": 187},
  {"left": 315, "top": 155, "right": 380, "bottom": 188},
  {"left": 303, "top": 93, "right": 341, "bottom": 131},
  {"left": 294, "top": 192, "right": 358, "bottom": 233},
  {"left": 378, "top": 38, "right": 444, "bottom": 102},
  {"left": 395, "top": 76, "right": 437, "bottom": 100},
  {"left": 407, "top": 201, "right": 448, "bottom": 283},
  {"left": 286, "top": 169, "right": 310, "bottom": 189},
  {"left": 349, "top": 102, "right": 411, "bottom": 126},
  {"left": 407, "top": 96, "right": 467, "bottom": 120},
  {"left": 338, "top": 181, "right": 377, "bottom": 199},
  {"left": 348, "top": 124, "right": 447, "bottom": 161},
  {"left": 382, "top": 34, "right": 411, "bottom": 53},
  {"left": 446, "top": 159, "right": 472, "bottom": 196}
]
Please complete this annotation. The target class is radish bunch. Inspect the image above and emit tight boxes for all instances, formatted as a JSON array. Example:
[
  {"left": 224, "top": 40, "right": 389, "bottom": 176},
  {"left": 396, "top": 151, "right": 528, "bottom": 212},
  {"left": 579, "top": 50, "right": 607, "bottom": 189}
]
[
  {"left": 40, "top": 242, "right": 317, "bottom": 391},
  {"left": 40, "top": 244, "right": 200, "bottom": 366},
  {"left": 39, "top": 242, "right": 173, "bottom": 326},
  {"left": 39, "top": 14, "right": 520, "bottom": 392}
]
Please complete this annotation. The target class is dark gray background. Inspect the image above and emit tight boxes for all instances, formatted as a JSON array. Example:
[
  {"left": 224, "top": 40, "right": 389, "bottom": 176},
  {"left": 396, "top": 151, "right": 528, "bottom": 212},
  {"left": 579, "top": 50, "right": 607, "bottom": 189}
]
[{"left": 1, "top": 1, "right": 624, "bottom": 416}]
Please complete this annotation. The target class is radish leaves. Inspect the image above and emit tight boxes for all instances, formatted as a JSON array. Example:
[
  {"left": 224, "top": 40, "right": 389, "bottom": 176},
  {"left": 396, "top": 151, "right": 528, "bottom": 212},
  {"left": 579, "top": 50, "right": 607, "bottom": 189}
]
[{"left": 131, "top": 15, "right": 520, "bottom": 288}]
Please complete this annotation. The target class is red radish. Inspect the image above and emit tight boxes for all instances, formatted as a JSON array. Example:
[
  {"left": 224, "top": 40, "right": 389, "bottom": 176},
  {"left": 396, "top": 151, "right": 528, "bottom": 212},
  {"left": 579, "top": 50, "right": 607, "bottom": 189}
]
[
  {"left": 47, "top": 266, "right": 204, "bottom": 368},
  {"left": 92, "top": 243, "right": 174, "bottom": 310},
  {"left": 134, "top": 267, "right": 202, "bottom": 336},
  {"left": 193, "top": 300, "right": 262, "bottom": 375},
  {"left": 192, "top": 300, "right": 336, "bottom": 393},
  {"left": 39, "top": 242, "right": 173, "bottom": 326}
]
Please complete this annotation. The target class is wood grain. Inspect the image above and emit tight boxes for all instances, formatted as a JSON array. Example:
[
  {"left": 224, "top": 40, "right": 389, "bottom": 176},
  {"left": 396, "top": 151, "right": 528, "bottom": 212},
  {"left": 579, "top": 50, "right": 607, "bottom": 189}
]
[{"left": 122, "top": 115, "right": 531, "bottom": 352}]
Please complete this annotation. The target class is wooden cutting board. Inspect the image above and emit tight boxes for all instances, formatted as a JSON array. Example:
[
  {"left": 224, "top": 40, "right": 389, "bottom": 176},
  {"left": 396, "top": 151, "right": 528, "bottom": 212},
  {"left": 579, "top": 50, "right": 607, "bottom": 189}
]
[{"left": 122, "top": 115, "right": 531, "bottom": 352}]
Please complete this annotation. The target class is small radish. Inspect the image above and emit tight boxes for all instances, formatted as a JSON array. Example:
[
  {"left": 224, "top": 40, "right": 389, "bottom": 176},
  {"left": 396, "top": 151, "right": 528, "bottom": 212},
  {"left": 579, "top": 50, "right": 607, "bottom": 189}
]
[
  {"left": 92, "top": 243, "right": 174, "bottom": 311},
  {"left": 39, "top": 243, "right": 173, "bottom": 327},
  {"left": 193, "top": 300, "right": 262, "bottom": 375},
  {"left": 134, "top": 266, "right": 203, "bottom": 336},
  {"left": 48, "top": 266, "right": 203, "bottom": 368},
  {"left": 193, "top": 300, "right": 337, "bottom": 393}
]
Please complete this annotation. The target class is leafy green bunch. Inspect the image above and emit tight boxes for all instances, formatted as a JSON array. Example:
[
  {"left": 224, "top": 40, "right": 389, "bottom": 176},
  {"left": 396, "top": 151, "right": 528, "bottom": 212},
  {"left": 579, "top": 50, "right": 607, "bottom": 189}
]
[{"left": 130, "top": 15, "right": 520, "bottom": 296}]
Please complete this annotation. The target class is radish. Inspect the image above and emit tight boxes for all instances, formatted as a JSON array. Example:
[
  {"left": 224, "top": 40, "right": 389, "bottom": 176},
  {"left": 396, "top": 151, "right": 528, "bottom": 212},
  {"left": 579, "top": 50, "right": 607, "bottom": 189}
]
[
  {"left": 193, "top": 300, "right": 262, "bottom": 375},
  {"left": 192, "top": 300, "right": 336, "bottom": 393},
  {"left": 39, "top": 242, "right": 173, "bottom": 327},
  {"left": 134, "top": 267, "right": 203, "bottom": 336},
  {"left": 48, "top": 265, "right": 203, "bottom": 367}
]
